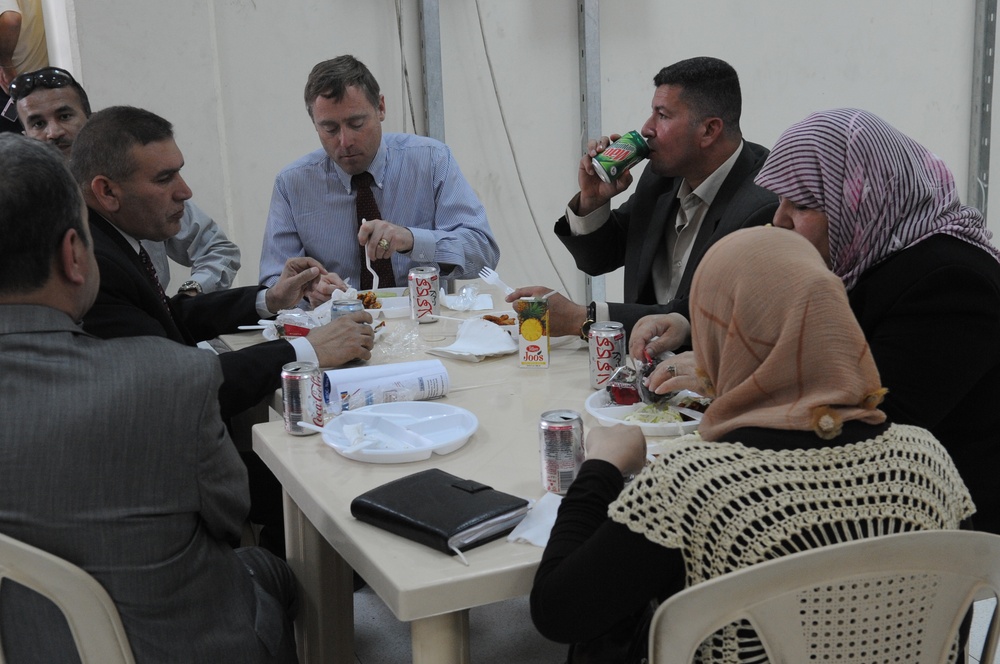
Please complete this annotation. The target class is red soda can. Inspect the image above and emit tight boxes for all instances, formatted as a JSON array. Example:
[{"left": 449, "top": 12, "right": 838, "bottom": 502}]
[
  {"left": 408, "top": 266, "right": 440, "bottom": 324},
  {"left": 588, "top": 321, "right": 625, "bottom": 390},
  {"left": 539, "top": 410, "right": 584, "bottom": 495},
  {"left": 281, "top": 361, "right": 324, "bottom": 435}
]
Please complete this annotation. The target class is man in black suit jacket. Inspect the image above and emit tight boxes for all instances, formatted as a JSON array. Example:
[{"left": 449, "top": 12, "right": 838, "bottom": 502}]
[
  {"left": 509, "top": 57, "right": 777, "bottom": 337},
  {"left": 71, "top": 106, "right": 376, "bottom": 555}
]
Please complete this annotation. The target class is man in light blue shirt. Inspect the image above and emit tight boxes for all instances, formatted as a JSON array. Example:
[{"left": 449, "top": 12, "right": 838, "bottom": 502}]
[{"left": 259, "top": 55, "right": 499, "bottom": 294}]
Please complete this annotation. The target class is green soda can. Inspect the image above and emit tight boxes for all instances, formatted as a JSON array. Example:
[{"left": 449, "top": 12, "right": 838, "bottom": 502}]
[{"left": 592, "top": 130, "right": 649, "bottom": 183}]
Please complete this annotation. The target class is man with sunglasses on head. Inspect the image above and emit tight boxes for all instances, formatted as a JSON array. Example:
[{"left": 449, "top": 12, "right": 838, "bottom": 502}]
[{"left": 11, "top": 66, "right": 242, "bottom": 295}]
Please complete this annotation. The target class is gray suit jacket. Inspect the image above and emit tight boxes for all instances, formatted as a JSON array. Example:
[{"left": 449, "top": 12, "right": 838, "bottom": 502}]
[{"left": 0, "top": 305, "right": 293, "bottom": 662}]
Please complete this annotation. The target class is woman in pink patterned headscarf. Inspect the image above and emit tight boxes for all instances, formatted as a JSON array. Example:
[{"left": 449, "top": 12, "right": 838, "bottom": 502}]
[{"left": 754, "top": 108, "right": 1000, "bottom": 535}]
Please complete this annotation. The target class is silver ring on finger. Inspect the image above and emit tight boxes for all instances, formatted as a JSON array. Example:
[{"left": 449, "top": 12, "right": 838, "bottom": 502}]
[{"left": 666, "top": 364, "right": 677, "bottom": 377}]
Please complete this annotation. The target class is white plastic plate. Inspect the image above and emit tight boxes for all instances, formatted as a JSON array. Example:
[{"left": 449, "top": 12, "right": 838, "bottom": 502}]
[
  {"left": 321, "top": 401, "right": 478, "bottom": 463},
  {"left": 585, "top": 389, "right": 703, "bottom": 437}
]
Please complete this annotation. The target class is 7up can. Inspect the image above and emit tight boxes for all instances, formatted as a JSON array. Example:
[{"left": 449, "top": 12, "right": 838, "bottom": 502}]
[{"left": 592, "top": 130, "right": 649, "bottom": 183}]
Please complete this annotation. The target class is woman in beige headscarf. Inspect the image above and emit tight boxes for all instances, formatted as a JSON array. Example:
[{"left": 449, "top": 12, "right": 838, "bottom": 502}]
[{"left": 530, "top": 226, "right": 973, "bottom": 663}]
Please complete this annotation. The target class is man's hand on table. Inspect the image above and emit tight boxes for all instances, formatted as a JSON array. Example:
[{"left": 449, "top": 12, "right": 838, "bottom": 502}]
[
  {"left": 358, "top": 218, "right": 414, "bottom": 260},
  {"left": 265, "top": 257, "right": 329, "bottom": 312},
  {"left": 505, "top": 286, "right": 587, "bottom": 338},
  {"left": 584, "top": 424, "right": 646, "bottom": 476},
  {"left": 306, "top": 311, "right": 375, "bottom": 366},
  {"left": 306, "top": 272, "right": 350, "bottom": 307}
]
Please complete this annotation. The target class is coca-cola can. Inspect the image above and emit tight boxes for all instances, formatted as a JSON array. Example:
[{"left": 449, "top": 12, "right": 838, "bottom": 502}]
[
  {"left": 408, "top": 266, "right": 440, "bottom": 323},
  {"left": 539, "top": 410, "right": 584, "bottom": 495},
  {"left": 281, "top": 361, "right": 323, "bottom": 435},
  {"left": 588, "top": 321, "right": 625, "bottom": 390}
]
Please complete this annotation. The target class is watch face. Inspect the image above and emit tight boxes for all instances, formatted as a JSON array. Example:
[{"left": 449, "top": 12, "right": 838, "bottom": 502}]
[{"left": 178, "top": 281, "right": 202, "bottom": 293}]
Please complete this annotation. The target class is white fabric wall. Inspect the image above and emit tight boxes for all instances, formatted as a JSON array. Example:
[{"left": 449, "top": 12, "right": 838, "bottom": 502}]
[{"left": 48, "top": 0, "right": 995, "bottom": 302}]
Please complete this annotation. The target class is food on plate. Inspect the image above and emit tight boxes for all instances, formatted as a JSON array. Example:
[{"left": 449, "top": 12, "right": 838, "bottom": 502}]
[
  {"left": 674, "top": 393, "right": 711, "bottom": 412},
  {"left": 483, "top": 313, "right": 515, "bottom": 326},
  {"left": 357, "top": 290, "right": 381, "bottom": 309},
  {"left": 623, "top": 402, "right": 686, "bottom": 424}
]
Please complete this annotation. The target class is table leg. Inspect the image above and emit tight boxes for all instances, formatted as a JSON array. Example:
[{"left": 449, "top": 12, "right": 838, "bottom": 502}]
[
  {"left": 410, "top": 610, "right": 471, "bottom": 664},
  {"left": 283, "top": 491, "right": 355, "bottom": 664}
]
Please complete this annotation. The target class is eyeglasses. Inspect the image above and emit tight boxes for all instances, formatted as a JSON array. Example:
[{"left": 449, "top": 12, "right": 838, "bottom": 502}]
[{"left": 8, "top": 67, "right": 77, "bottom": 101}]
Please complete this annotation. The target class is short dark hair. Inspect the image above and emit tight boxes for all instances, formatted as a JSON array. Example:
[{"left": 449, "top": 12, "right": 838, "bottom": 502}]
[
  {"left": 654, "top": 57, "right": 742, "bottom": 135},
  {"left": 11, "top": 67, "right": 92, "bottom": 117},
  {"left": 0, "top": 134, "right": 87, "bottom": 294},
  {"left": 70, "top": 106, "right": 174, "bottom": 187},
  {"left": 304, "top": 55, "right": 381, "bottom": 116}
]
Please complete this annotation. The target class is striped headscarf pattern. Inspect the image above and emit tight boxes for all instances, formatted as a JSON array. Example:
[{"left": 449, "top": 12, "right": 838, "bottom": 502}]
[{"left": 754, "top": 108, "right": 1000, "bottom": 290}]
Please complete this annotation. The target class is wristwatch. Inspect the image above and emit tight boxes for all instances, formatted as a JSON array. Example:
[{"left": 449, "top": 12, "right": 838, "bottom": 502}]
[
  {"left": 177, "top": 280, "right": 203, "bottom": 295},
  {"left": 579, "top": 301, "right": 597, "bottom": 340}
]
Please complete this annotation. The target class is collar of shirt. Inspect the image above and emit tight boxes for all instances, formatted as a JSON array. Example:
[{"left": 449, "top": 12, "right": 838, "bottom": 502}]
[
  {"left": 96, "top": 212, "right": 143, "bottom": 254},
  {"left": 674, "top": 140, "right": 744, "bottom": 230},
  {"left": 328, "top": 138, "right": 389, "bottom": 193}
]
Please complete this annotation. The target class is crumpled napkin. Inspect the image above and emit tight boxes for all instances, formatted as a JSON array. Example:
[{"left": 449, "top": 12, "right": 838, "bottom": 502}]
[
  {"left": 427, "top": 318, "right": 517, "bottom": 362},
  {"left": 507, "top": 492, "right": 563, "bottom": 547}
]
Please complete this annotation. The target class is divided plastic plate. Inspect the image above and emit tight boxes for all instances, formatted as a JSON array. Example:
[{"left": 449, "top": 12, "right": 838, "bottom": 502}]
[
  {"left": 585, "top": 389, "right": 702, "bottom": 437},
  {"left": 362, "top": 286, "right": 410, "bottom": 319},
  {"left": 321, "top": 401, "right": 478, "bottom": 463}
]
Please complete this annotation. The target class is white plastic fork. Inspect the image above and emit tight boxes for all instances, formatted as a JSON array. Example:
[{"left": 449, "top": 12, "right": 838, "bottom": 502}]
[
  {"left": 362, "top": 218, "right": 379, "bottom": 291},
  {"left": 478, "top": 267, "right": 514, "bottom": 295}
]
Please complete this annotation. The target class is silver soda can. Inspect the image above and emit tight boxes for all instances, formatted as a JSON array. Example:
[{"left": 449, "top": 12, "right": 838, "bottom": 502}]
[
  {"left": 330, "top": 298, "right": 364, "bottom": 318},
  {"left": 408, "top": 266, "right": 440, "bottom": 323},
  {"left": 592, "top": 130, "right": 650, "bottom": 183},
  {"left": 588, "top": 321, "right": 626, "bottom": 390},
  {"left": 539, "top": 410, "right": 584, "bottom": 495},
  {"left": 281, "top": 361, "right": 323, "bottom": 435}
]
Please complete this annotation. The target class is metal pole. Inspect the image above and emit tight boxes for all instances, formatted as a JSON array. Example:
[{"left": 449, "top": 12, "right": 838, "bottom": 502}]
[
  {"left": 579, "top": 0, "right": 605, "bottom": 304},
  {"left": 419, "top": 0, "right": 445, "bottom": 142},
  {"left": 969, "top": 0, "right": 997, "bottom": 217}
]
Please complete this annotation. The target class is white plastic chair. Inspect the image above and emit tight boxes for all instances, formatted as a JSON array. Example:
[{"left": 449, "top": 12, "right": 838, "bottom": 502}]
[
  {"left": 649, "top": 530, "right": 1000, "bottom": 664},
  {"left": 0, "top": 532, "right": 134, "bottom": 664}
]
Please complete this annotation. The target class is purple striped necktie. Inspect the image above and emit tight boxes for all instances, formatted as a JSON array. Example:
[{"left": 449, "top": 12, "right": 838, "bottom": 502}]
[{"left": 353, "top": 171, "right": 396, "bottom": 289}]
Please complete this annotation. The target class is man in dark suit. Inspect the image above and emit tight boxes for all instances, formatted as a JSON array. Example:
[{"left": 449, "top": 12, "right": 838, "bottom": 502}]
[
  {"left": 0, "top": 133, "right": 298, "bottom": 662},
  {"left": 508, "top": 57, "right": 777, "bottom": 337},
  {"left": 70, "top": 105, "right": 375, "bottom": 555}
]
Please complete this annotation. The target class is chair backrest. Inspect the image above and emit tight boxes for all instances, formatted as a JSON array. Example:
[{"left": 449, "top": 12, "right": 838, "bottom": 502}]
[
  {"left": 649, "top": 530, "right": 1000, "bottom": 664},
  {"left": 0, "top": 532, "right": 134, "bottom": 664}
]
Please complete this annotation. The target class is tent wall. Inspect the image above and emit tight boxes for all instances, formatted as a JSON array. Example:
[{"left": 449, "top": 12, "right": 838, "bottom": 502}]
[{"left": 47, "top": 0, "right": 993, "bottom": 302}]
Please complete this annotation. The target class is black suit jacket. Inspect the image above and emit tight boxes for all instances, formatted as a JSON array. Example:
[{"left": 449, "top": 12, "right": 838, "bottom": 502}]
[
  {"left": 555, "top": 141, "right": 778, "bottom": 331},
  {"left": 84, "top": 211, "right": 294, "bottom": 420},
  {"left": 848, "top": 234, "right": 1000, "bottom": 534}
]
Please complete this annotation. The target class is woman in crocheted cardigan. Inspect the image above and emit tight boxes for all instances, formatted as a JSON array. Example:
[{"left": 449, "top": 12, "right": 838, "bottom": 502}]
[
  {"left": 635, "top": 108, "right": 1000, "bottom": 536},
  {"left": 530, "top": 226, "right": 975, "bottom": 663}
]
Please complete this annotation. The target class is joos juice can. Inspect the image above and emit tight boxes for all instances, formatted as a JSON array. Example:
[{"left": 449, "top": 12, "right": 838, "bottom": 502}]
[
  {"left": 588, "top": 321, "right": 625, "bottom": 389},
  {"left": 592, "top": 130, "right": 649, "bottom": 183},
  {"left": 514, "top": 297, "right": 549, "bottom": 368},
  {"left": 408, "top": 266, "right": 440, "bottom": 323}
]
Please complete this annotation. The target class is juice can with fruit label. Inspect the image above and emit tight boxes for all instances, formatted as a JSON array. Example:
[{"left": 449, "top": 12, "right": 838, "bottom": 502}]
[
  {"left": 592, "top": 130, "right": 649, "bottom": 183},
  {"left": 515, "top": 296, "right": 549, "bottom": 368}
]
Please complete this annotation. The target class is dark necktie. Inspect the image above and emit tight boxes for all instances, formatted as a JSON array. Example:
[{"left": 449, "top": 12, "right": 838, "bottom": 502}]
[
  {"left": 353, "top": 171, "right": 396, "bottom": 289},
  {"left": 138, "top": 244, "right": 172, "bottom": 313}
]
